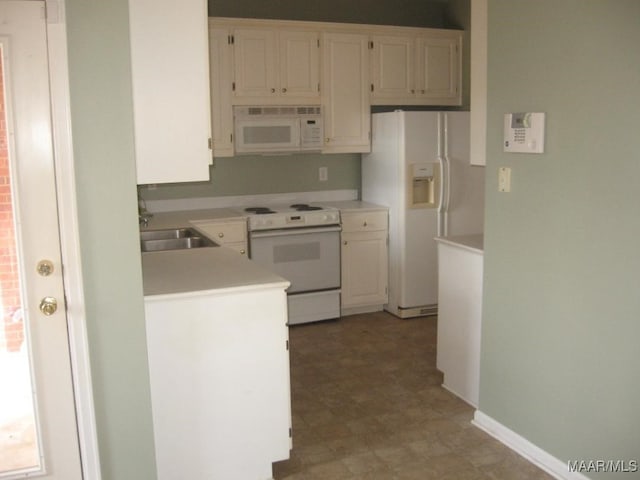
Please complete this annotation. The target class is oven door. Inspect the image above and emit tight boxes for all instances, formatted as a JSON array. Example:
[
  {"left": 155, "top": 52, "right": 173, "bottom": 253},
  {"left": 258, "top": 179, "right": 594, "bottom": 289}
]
[{"left": 249, "top": 226, "right": 341, "bottom": 293}]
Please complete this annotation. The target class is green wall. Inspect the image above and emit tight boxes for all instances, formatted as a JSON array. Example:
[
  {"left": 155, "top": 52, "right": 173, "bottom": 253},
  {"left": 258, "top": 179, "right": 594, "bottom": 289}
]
[
  {"left": 140, "top": 153, "right": 360, "bottom": 200},
  {"left": 481, "top": 1, "right": 640, "bottom": 476},
  {"left": 65, "top": 1, "right": 157, "bottom": 478}
]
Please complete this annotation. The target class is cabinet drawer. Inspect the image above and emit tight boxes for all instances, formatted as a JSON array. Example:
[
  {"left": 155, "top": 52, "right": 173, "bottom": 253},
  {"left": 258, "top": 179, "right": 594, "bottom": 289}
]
[
  {"left": 341, "top": 210, "right": 387, "bottom": 232},
  {"left": 191, "top": 220, "right": 247, "bottom": 244}
]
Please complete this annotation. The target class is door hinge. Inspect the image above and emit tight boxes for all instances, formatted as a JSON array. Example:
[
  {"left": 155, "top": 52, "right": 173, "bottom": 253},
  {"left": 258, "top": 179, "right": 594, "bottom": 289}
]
[
  {"left": 289, "top": 427, "right": 292, "bottom": 438},
  {"left": 228, "top": 35, "right": 235, "bottom": 45},
  {"left": 208, "top": 138, "right": 212, "bottom": 150},
  {"left": 317, "top": 82, "right": 320, "bottom": 93},
  {"left": 230, "top": 133, "right": 233, "bottom": 143},
  {"left": 317, "top": 38, "right": 320, "bottom": 48},
  {"left": 232, "top": 82, "right": 236, "bottom": 91},
  {"left": 286, "top": 340, "right": 289, "bottom": 350},
  {"left": 368, "top": 41, "right": 373, "bottom": 50},
  {"left": 370, "top": 84, "right": 374, "bottom": 92}
]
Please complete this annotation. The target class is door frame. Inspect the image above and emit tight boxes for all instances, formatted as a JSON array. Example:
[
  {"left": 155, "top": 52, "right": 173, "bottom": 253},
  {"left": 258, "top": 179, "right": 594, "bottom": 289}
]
[{"left": 43, "top": 1, "right": 101, "bottom": 478}]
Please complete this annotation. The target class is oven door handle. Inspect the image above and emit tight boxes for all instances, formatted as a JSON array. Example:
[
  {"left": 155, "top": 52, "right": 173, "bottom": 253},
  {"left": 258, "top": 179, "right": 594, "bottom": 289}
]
[{"left": 250, "top": 225, "right": 342, "bottom": 238}]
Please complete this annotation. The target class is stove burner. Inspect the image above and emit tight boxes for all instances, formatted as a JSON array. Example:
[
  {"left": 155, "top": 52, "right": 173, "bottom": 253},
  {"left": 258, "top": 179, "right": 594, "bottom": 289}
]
[
  {"left": 290, "top": 203, "right": 323, "bottom": 211},
  {"left": 245, "top": 207, "right": 276, "bottom": 214}
]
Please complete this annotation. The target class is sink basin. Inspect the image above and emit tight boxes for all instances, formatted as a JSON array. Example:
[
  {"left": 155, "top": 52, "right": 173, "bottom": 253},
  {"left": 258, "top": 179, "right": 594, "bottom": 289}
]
[{"left": 140, "top": 228, "right": 217, "bottom": 252}]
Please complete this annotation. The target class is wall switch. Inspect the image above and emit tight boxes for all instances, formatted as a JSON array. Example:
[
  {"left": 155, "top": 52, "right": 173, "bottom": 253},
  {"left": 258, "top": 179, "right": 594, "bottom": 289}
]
[
  {"left": 498, "top": 167, "right": 511, "bottom": 192},
  {"left": 319, "top": 166, "right": 328, "bottom": 182}
]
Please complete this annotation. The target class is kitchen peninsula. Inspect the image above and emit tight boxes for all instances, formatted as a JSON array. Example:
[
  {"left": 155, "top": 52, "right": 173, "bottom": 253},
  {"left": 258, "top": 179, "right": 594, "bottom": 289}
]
[
  {"left": 434, "top": 234, "right": 483, "bottom": 407},
  {"left": 142, "top": 242, "right": 291, "bottom": 479}
]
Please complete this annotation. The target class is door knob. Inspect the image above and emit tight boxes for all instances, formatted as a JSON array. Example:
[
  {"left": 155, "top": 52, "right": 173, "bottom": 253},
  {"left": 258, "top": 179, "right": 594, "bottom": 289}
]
[
  {"left": 39, "top": 296, "right": 58, "bottom": 316},
  {"left": 37, "top": 259, "right": 54, "bottom": 277}
]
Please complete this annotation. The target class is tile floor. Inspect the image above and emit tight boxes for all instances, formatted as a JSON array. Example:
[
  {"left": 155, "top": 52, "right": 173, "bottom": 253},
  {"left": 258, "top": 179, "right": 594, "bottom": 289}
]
[{"left": 273, "top": 311, "right": 555, "bottom": 480}]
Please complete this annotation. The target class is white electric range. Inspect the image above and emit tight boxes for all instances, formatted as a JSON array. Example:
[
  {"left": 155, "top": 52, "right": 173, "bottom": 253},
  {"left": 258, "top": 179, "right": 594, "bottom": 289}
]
[{"left": 240, "top": 204, "right": 341, "bottom": 325}]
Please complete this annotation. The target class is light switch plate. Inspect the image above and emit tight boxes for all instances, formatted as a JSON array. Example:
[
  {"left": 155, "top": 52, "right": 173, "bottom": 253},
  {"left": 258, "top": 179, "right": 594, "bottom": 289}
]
[{"left": 498, "top": 167, "right": 511, "bottom": 192}]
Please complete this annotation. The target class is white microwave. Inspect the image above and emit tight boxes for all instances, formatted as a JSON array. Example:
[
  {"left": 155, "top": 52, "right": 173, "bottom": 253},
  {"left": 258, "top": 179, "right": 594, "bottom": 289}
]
[{"left": 234, "top": 106, "right": 323, "bottom": 154}]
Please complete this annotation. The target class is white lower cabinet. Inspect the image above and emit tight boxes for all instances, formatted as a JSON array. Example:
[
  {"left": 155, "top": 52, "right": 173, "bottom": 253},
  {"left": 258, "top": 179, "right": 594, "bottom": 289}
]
[
  {"left": 190, "top": 218, "right": 248, "bottom": 256},
  {"left": 145, "top": 284, "right": 291, "bottom": 480},
  {"left": 340, "top": 208, "right": 388, "bottom": 314}
]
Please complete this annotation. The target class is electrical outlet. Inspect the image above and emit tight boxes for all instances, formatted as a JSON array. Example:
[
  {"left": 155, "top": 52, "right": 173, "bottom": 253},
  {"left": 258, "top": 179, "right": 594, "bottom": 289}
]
[{"left": 319, "top": 166, "right": 328, "bottom": 182}]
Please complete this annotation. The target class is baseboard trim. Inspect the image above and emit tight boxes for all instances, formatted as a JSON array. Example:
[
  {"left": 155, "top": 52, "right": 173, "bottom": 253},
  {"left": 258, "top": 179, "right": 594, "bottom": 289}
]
[{"left": 472, "top": 411, "right": 591, "bottom": 480}]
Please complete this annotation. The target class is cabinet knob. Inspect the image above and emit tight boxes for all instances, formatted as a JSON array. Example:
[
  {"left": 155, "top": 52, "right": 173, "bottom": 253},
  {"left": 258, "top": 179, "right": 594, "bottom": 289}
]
[
  {"left": 218, "top": 232, "right": 224, "bottom": 238},
  {"left": 363, "top": 221, "right": 368, "bottom": 227},
  {"left": 271, "top": 88, "right": 276, "bottom": 93},
  {"left": 421, "top": 89, "right": 425, "bottom": 94},
  {"left": 325, "top": 138, "right": 330, "bottom": 143},
  {"left": 343, "top": 241, "right": 348, "bottom": 245},
  {"left": 411, "top": 89, "right": 415, "bottom": 94},
  {"left": 282, "top": 87, "right": 287, "bottom": 93},
  {"left": 240, "top": 249, "right": 246, "bottom": 255}
]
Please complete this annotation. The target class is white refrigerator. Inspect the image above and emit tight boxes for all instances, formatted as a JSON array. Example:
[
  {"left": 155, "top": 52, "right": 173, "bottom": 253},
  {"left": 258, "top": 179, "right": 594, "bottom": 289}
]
[{"left": 362, "top": 110, "right": 484, "bottom": 318}]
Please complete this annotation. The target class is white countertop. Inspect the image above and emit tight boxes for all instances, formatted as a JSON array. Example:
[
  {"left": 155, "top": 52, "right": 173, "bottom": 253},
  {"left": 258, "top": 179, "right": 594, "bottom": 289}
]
[
  {"left": 141, "top": 208, "right": 245, "bottom": 230},
  {"left": 140, "top": 202, "right": 385, "bottom": 300},
  {"left": 435, "top": 234, "right": 484, "bottom": 254},
  {"left": 322, "top": 200, "right": 388, "bottom": 212},
  {"left": 142, "top": 247, "right": 289, "bottom": 299}
]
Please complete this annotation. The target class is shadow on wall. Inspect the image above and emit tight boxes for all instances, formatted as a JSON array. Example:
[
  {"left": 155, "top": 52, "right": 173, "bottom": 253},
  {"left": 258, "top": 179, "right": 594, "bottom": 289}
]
[{"left": 208, "top": 0, "right": 450, "bottom": 28}]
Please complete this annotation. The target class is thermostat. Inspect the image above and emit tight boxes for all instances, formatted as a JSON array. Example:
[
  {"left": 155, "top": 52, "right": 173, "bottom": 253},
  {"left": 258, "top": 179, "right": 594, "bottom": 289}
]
[{"left": 504, "top": 112, "right": 545, "bottom": 153}]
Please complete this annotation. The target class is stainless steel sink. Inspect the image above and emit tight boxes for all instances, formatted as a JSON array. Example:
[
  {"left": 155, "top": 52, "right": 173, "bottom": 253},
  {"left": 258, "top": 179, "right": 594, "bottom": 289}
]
[{"left": 140, "top": 228, "right": 217, "bottom": 252}]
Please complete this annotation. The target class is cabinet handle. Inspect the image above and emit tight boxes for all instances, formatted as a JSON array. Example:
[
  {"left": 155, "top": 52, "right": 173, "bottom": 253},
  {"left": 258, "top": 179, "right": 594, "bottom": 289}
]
[{"left": 218, "top": 232, "right": 224, "bottom": 238}]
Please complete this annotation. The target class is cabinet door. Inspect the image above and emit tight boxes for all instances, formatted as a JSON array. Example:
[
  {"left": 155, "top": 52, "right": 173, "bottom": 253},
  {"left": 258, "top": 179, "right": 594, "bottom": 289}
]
[
  {"left": 341, "top": 230, "right": 388, "bottom": 308},
  {"left": 416, "top": 35, "right": 461, "bottom": 105},
  {"left": 370, "top": 35, "right": 415, "bottom": 101},
  {"left": 233, "top": 28, "right": 278, "bottom": 98},
  {"left": 209, "top": 26, "right": 234, "bottom": 157},
  {"left": 279, "top": 30, "right": 320, "bottom": 99},
  {"left": 322, "top": 32, "right": 371, "bottom": 153},
  {"left": 130, "top": 0, "right": 211, "bottom": 184}
]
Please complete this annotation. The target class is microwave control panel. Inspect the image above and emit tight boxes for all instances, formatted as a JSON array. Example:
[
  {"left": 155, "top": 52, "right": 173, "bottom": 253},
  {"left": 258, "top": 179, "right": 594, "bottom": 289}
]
[{"left": 504, "top": 112, "right": 545, "bottom": 153}]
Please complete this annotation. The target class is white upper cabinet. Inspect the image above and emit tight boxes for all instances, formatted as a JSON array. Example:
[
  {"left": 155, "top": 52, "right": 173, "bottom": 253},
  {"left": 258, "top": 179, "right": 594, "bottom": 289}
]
[
  {"left": 130, "top": 0, "right": 212, "bottom": 184},
  {"left": 370, "top": 35, "right": 415, "bottom": 99},
  {"left": 322, "top": 32, "right": 371, "bottom": 153},
  {"left": 415, "top": 35, "right": 461, "bottom": 104},
  {"left": 232, "top": 27, "right": 320, "bottom": 103},
  {"left": 209, "top": 25, "right": 234, "bottom": 158},
  {"left": 370, "top": 30, "right": 462, "bottom": 106}
]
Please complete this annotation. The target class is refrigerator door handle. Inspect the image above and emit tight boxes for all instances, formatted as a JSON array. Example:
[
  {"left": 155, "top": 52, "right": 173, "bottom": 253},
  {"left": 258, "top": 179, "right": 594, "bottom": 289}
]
[{"left": 437, "top": 112, "right": 450, "bottom": 237}]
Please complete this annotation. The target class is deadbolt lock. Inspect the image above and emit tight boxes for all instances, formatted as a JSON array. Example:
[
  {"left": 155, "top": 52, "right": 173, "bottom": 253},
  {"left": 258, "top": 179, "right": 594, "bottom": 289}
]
[
  {"left": 37, "top": 260, "right": 54, "bottom": 277},
  {"left": 39, "top": 296, "right": 58, "bottom": 316}
]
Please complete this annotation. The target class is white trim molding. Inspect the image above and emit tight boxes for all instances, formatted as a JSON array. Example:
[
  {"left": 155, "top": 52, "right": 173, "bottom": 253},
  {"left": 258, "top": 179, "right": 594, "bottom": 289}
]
[
  {"left": 473, "top": 411, "right": 591, "bottom": 480},
  {"left": 46, "top": 0, "right": 102, "bottom": 478}
]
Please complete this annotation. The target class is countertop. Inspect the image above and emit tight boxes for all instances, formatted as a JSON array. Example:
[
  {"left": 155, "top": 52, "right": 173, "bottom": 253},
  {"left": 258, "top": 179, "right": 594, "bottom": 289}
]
[
  {"left": 435, "top": 234, "right": 484, "bottom": 254},
  {"left": 141, "top": 208, "right": 245, "bottom": 231},
  {"left": 142, "top": 247, "right": 289, "bottom": 299},
  {"left": 140, "top": 202, "right": 385, "bottom": 299}
]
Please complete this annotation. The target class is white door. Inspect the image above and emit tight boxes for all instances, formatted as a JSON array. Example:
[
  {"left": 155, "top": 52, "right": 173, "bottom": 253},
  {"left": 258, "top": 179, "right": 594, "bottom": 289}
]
[{"left": 0, "top": 2, "right": 83, "bottom": 479}]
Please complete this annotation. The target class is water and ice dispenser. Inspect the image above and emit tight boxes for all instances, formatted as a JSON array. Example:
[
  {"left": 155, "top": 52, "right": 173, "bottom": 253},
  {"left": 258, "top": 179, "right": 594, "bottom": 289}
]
[{"left": 409, "top": 162, "right": 440, "bottom": 208}]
